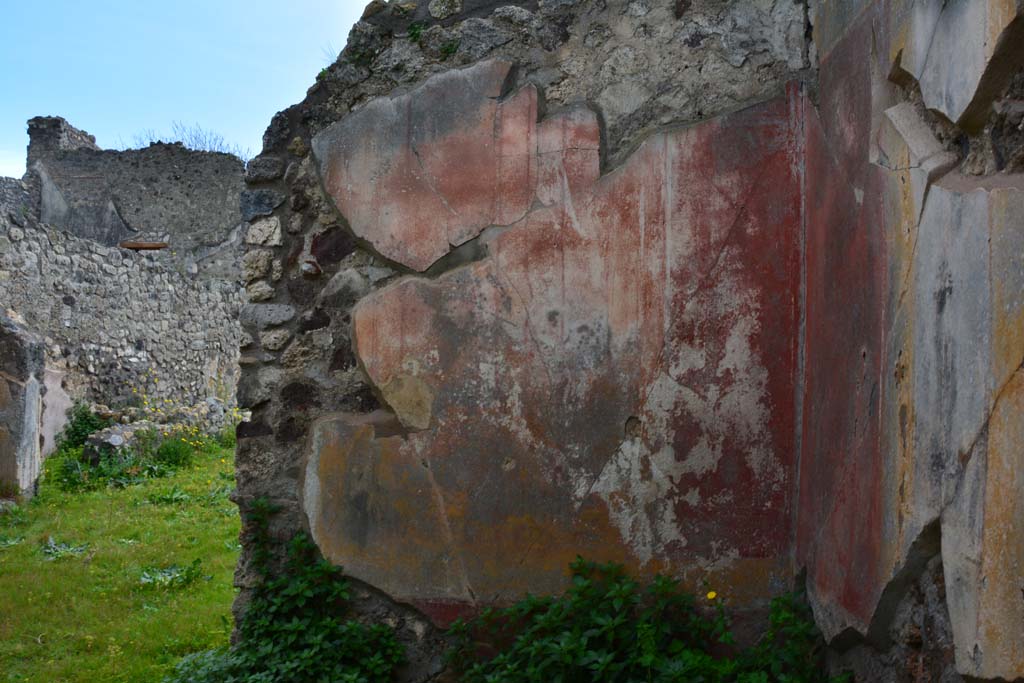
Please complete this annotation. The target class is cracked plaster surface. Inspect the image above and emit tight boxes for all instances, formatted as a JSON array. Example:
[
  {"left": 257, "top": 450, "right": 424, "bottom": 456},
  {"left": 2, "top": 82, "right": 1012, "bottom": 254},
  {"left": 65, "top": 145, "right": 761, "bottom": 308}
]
[{"left": 302, "top": 61, "right": 805, "bottom": 622}]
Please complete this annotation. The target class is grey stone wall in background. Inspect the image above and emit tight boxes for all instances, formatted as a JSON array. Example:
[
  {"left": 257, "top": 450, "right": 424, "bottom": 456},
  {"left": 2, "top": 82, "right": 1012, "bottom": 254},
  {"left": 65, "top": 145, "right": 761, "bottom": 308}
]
[
  {"left": 25, "top": 115, "right": 99, "bottom": 167},
  {"left": 0, "top": 189, "right": 243, "bottom": 411},
  {"left": 25, "top": 116, "right": 245, "bottom": 279},
  {"left": 0, "top": 115, "right": 247, "bottom": 480},
  {"left": 0, "top": 108, "right": 249, "bottom": 425}
]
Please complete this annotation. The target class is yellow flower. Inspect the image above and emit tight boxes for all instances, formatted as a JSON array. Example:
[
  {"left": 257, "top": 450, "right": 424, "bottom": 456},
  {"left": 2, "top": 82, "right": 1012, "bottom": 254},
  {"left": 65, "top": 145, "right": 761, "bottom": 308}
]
[{"left": 706, "top": 591, "right": 717, "bottom": 600}]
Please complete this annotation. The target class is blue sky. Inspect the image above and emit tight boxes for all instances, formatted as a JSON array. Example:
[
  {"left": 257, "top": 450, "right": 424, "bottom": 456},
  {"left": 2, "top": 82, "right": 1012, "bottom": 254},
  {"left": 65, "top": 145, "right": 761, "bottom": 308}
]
[{"left": 0, "top": 0, "right": 364, "bottom": 177}]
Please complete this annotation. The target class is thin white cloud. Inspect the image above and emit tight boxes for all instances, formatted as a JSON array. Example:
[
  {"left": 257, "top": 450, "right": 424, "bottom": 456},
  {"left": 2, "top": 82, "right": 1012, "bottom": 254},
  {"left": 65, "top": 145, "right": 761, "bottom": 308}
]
[{"left": 0, "top": 150, "right": 25, "bottom": 179}]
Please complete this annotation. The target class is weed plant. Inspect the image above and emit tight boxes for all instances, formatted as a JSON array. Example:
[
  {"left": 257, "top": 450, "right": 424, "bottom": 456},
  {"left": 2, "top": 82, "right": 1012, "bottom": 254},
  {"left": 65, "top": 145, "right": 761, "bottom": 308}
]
[
  {"left": 140, "top": 559, "right": 207, "bottom": 590},
  {"left": 45, "top": 401, "right": 216, "bottom": 492},
  {"left": 447, "top": 558, "right": 849, "bottom": 683},
  {"left": 59, "top": 402, "right": 111, "bottom": 449},
  {"left": 39, "top": 536, "right": 89, "bottom": 560}
]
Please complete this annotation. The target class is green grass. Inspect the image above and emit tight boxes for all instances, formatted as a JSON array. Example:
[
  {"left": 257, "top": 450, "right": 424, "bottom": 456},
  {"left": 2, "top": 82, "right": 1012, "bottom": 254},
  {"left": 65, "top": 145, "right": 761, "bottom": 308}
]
[{"left": 0, "top": 447, "right": 240, "bottom": 683}]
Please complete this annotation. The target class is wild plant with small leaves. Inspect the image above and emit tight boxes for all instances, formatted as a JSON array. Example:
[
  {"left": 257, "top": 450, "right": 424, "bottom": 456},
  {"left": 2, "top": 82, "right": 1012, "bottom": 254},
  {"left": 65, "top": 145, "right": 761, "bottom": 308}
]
[
  {"left": 447, "top": 557, "right": 847, "bottom": 683},
  {"left": 140, "top": 559, "right": 206, "bottom": 590}
]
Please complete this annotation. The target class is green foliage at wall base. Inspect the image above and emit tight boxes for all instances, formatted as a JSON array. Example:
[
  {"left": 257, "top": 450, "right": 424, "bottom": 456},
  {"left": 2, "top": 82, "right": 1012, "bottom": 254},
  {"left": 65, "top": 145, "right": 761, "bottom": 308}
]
[
  {"left": 163, "top": 511, "right": 844, "bottom": 682},
  {"left": 164, "top": 498, "right": 404, "bottom": 683},
  {"left": 46, "top": 402, "right": 209, "bottom": 492},
  {"left": 447, "top": 557, "right": 848, "bottom": 683},
  {"left": 58, "top": 402, "right": 111, "bottom": 450}
]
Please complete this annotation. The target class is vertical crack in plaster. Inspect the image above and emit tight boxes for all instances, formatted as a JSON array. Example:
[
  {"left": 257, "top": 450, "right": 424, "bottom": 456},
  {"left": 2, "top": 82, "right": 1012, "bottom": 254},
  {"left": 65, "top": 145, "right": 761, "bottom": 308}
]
[
  {"left": 893, "top": 209, "right": 921, "bottom": 314},
  {"left": 492, "top": 249, "right": 556, "bottom": 392},
  {"left": 957, "top": 355, "right": 1024, "bottom": 473},
  {"left": 410, "top": 141, "right": 461, "bottom": 222},
  {"left": 422, "top": 455, "right": 476, "bottom": 604},
  {"left": 792, "top": 84, "right": 808, "bottom": 558}
]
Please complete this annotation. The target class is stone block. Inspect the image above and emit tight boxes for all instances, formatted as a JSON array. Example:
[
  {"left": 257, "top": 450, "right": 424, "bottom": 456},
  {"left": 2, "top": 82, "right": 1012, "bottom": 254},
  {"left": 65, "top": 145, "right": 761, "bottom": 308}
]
[
  {"left": 918, "top": 0, "right": 1023, "bottom": 128},
  {"left": 245, "top": 217, "right": 283, "bottom": 247},
  {"left": 245, "top": 280, "right": 275, "bottom": 302},
  {"left": 428, "top": 0, "right": 461, "bottom": 19},
  {"left": 0, "top": 315, "right": 44, "bottom": 497},
  {"left": 240, "top": 303, "right": 296, "bottom": 329},
  {"left": 242, "top": 249, "right": 273, "bottom": 283},
  {"left": 240, "top": 189, "right": 286, "bottom": 222},
  {"left": 259, "top": 328, "right": 292, "bottom": 352},
  {"left": 244, "top": 155, "right": 285, "bottom": 183}
]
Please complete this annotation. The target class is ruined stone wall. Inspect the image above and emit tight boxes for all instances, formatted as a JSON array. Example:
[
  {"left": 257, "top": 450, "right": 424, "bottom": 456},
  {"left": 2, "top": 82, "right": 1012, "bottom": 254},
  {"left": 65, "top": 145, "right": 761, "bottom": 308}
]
[
  {"left": 237, "top": 0, "right": 1024, "bottom": 681},
  {"left": 26, "top": 116, "right": 245, "bottom": 279},
  {"left": 0, "top": 176, "right": 243, "bottom": 430},
  {"left": 236, "top": 0, "right": 813, "bottom": 676},
  {"left": 25, "top": 115, "right": 99, "bottom": 167},
  {"left": 0, "top": 114, "right": 247, "bottom": 468},
  {"left": 797, "top": 1, "right": 1024, "bottom": 680},
  {"left": 0, "top": 114, "right": 246, "bottom": 496}
]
